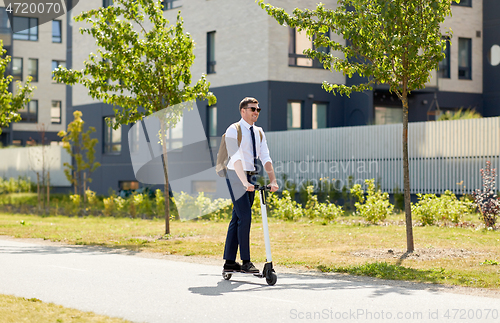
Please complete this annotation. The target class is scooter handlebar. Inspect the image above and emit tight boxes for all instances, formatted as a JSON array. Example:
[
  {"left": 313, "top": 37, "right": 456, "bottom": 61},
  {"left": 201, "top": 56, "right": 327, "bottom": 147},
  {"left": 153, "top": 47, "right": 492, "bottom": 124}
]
[{"left": 254, "top": 184, "right": 271, "bottom": 191}]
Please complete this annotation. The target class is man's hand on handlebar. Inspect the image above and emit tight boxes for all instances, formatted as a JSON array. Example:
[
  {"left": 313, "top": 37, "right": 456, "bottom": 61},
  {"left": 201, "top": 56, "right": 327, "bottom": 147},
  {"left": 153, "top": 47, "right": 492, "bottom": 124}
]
[{"left": 244, "top": 182, "right": 255, "bottom": 192}]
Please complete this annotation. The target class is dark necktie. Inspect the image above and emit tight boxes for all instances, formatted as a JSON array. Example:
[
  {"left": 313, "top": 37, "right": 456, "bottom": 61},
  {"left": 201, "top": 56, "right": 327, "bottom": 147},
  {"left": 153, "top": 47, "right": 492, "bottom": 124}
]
[{"left": 249, "top": 126, "right": 257, "bottom": 171}]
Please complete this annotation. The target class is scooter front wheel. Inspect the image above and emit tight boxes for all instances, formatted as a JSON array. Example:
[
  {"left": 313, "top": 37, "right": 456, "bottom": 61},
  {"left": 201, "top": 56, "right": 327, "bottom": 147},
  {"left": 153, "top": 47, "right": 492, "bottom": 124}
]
[
  {"left": 222, "top": 272, "right": 232, "bottom": 280},
  {"left": 266, "top": 272, "right": 277, "bottom": 286}
]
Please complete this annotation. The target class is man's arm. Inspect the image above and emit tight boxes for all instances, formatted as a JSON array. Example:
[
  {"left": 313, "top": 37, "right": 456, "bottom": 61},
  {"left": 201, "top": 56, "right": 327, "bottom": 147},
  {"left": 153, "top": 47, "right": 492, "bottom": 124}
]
[
  {"left": 259, "top": 130, "right": 279, "bottom": 192},
  {"left": 234, "top": 160, "right": 254, "bottom": 192},
  {"left": 264, "top": 161, "right": 279, "bottom": 192}
]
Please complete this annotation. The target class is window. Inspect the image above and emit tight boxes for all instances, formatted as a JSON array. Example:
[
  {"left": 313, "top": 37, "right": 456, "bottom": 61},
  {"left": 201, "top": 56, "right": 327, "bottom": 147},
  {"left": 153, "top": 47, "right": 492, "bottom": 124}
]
[
  {"left": 289, "top": 28, "right": 329, "bottom": 68},
  {"left": 103, "top": 0, "right": 113, "bottom": 8},
  {"left": 452, "top": 0, "right": 471, "bottom": 6},
  {"left": 374, "top": 106, "right": 402, "bottom": 125},
  {"left": 129, "top": 122, "right": 141, "bottom": 154},
  {"left": 458, "top": 38, "right": 472, "bottom": 80},
  {"left": 52, "top": 60, "right": 66, "bottom": 81},
  {"left": 19, "top": 100, "right": 38, "bottom": 123},
  {"left": 119, "top": 181, "right": 139, "bottom": 191},
  {"left": 161, "top": 0, "right": 182, "bottom": 10},
  {"left": 287, "top": 101, "right": 302, "bottom": 130},
  {"left": 165, "top": 117, "right": 183, "bottom": 150},
  {"left": 488, "top": 44, "right": 500, "bottom": 67},
  {"left": 0, "top": 7, "right": 11, "bottom": 36},
  {"left": 52, "top": 20, "right": 62, "bottom": 43},
  {"left": 438, "top": 38, "right": 450, "bottom": 78},
  {"left": 192, "top": 181, "right": 216, "bottom": 194},
  {"left": 51, "top": 101, "right": 61, "bottom": 124},
  {"left": 104, "top": 117, "right": 122, "bottom": 154},
  {"left": 207, "top": 106, "right": 217, "bottom": 147},
  {"left": 13, "top": 17, "right": 38, "bottom": 41},
  {"left": 207, "top": 31, "right": 216, "bottom": 74},
  {"left": 312, "top": 103, "right": 327, "bottom": 129},
  {"left": 28, "top": 58, "right": 38, "bottom": 82},
  {"left": 12, "top": 57, "right": 22, "bottom": 82},
  {"left": 11, "top": 139, "right": 22, "bottom": 146}
]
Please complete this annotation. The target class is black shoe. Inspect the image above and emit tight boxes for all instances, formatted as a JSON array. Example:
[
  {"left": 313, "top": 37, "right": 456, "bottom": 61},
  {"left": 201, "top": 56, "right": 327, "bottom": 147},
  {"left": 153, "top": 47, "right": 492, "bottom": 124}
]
[
  {"left": 223, "top": 261, "right": 241, "bottom": 272},
  {"left": 241, "top": 262, "right": 259, "bottom": 273}
]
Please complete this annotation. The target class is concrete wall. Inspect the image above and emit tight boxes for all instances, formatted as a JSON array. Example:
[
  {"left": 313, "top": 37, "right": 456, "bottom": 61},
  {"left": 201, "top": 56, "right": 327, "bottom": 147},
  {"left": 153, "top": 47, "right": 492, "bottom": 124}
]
[
  {"left": 12, "top": 11, "right": 67, "bottom": 137},
  {"left": 0, "top": 145, "right": 71, "bottom": 186}
]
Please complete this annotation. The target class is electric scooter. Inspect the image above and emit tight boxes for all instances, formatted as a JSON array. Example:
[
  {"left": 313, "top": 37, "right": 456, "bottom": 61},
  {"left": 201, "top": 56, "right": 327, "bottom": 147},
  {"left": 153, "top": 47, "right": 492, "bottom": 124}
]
[{"left": 222, "top": 185, "right": 278, "bottom": 286}]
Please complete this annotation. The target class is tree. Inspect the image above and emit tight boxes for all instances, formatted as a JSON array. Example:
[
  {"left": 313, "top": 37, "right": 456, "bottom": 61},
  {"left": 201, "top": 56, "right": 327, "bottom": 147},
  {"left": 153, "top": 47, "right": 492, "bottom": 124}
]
[
  {"left": 53, "top": 0, "right": 216, "bottom": 234},
  {"left": 258, "top": 0, "right": 459, "bottom": 252},
  {"left": 58, "top": 111, "right": 100, "bottom": 203},
  {"left": 0, "top": 40, "right": 34, "bottom": 134},
  {"left": 28, "top": 123, "right": 55, "bottom": 214}
]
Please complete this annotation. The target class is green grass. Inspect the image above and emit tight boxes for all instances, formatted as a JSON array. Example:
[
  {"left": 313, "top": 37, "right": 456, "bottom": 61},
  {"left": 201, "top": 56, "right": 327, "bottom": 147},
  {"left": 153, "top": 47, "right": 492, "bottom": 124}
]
[
  {"left": 0, "top": 294, "right": 131, "bottom": 323},
  {"left": 0, "top": 212, "right": 499, "bottom": 289}
]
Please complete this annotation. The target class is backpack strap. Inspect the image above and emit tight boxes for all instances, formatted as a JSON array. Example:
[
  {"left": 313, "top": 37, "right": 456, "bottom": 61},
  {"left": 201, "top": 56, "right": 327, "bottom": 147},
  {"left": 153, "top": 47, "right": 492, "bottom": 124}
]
[
  {"left": 234, "top": 122, "right": 242, "bottom": 146},
  {"left": 233, "top": 122, "right": 263, "bottom": 145}
]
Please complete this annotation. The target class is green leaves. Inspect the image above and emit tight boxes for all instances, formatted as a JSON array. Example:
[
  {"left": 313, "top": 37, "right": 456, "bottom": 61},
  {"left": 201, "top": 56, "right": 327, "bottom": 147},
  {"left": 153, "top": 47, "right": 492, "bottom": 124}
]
[
  {"left": 54, "top": 0, "right": 216, "bottom": 130},
  {"left": 58, "top": 111, "right": 100, "bottom": 196},
  {"left": 257, "top": 0, "right": 457, "bottom": 97},
  {"left": 0, "top": 40, "right": 35, "bottom": 134},
  {"left": 350, "top": 179, "right": 394, "bottom": 224}
]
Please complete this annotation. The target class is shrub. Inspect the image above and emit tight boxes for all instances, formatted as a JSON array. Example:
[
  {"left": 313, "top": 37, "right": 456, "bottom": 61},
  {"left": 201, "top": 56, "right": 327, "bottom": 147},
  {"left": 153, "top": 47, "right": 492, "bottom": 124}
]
[
  {"left": 351, "top": 179, "right": 394, "bottom": 224},
  {"left": 173, "top": 191, "right": 232, "bottom": 221},
  {"left": 474, "top": 161, "right": 500, "bottom": 228},
  {"left": 304, "top": 186, "right": 319, "bottom": 220},
  {"left": 132, "top": 193, "right": 153, "bottom": 217},
  {"left": 0, "top": 177, "right": 32, "bottom": 194},
  {"left": 412, "top": 190, "right": 475, "bottom": 226},
  {"left": 69, "top": 194, "right": 81, "bottom": 216},
  {"left": 155, "top": 189, "right": 165, "bottom": 217},
  {"left": 103, "top": 196, "right": 115, "bottom": 216},
  {"left": 85, "top": 189, "right": 99, "bottom": 215},
  {"left": 114, "top": 196, "right": 126, "bottom": 215},
  {"left": 209, "top": 198, "right": 232, "bottom": 221},
  {"left": 270, "top": 190, "right": 303, "bottom": 221}
]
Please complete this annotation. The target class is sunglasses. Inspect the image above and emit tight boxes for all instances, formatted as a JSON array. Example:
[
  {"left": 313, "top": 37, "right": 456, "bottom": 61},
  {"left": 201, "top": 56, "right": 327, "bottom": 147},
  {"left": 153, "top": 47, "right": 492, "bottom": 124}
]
[{"left": 244, "top": 107, "right": 262, "bottom": 113}]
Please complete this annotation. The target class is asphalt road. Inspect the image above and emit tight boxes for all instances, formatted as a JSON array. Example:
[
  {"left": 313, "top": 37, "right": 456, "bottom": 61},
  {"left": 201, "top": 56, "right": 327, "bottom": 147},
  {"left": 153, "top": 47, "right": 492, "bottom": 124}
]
[{"left": 0, "top": 238, "right": 499, "bottom": 323}]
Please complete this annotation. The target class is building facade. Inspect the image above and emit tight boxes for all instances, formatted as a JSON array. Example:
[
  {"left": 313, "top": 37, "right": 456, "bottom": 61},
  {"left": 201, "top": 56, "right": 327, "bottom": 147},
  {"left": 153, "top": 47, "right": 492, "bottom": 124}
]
[
  {"left": 3, "top": 0, "right": 499, "bottom": 195},
  {"left": 0, "top": 6, "right": 67, "bottom": 146}
]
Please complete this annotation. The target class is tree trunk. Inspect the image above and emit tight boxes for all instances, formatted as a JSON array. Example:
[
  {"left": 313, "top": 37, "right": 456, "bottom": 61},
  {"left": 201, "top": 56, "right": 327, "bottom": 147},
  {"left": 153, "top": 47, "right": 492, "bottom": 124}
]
[
  {"left": 160, "top": 122, "right": 171, "bottom": 235},
  {"left": 402, "top": 93, "right": 414, "bottom": 253},
  {"left": 47, "top": 171, "right": 50, "bottom": 213}
]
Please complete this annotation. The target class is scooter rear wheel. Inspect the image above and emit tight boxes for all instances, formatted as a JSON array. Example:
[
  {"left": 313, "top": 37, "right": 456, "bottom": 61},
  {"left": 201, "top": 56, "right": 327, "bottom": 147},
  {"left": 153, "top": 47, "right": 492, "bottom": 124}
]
[
  {"left": 266, "top": 272, "right": 277, "bottom": 286},
  {"left": 222, "top": 272, "right": 232, "bottom": 280}
]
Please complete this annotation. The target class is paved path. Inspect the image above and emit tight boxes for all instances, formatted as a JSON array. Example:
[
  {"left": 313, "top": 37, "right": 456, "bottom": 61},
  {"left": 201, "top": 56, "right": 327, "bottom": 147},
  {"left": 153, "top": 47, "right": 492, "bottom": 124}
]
[{"left": 0, "top": 238, "right": 499, "bottom": 323}]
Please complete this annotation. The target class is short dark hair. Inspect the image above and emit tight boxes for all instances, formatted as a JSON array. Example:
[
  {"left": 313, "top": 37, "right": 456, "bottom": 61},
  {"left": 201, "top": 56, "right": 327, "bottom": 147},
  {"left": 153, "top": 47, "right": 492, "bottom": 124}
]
[{"left": 239, "top": 97, "right": 259, "bottom": 111}]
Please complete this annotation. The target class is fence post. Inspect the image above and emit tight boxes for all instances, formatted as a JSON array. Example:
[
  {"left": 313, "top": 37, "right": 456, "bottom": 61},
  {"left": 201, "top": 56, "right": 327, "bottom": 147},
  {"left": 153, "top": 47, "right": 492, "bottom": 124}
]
[
  {"left": 37, "top": 173, "right": 40, "bottom": 213},
  {"left": 47, "top": 171, "right": 50, "bottom": 213}
]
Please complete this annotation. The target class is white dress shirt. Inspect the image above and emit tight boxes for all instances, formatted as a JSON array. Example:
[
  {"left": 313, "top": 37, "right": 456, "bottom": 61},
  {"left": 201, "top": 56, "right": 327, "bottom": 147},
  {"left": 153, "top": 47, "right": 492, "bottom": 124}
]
[{"left": 225, "top": 118, "right": 272, "bottom": 171}]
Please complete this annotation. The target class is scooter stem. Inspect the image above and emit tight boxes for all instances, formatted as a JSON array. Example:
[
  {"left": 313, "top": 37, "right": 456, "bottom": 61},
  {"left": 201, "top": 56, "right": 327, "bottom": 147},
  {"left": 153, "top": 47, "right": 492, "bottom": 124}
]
[{"left": 259, "top": 188, "right": 273, "bottom": 263}]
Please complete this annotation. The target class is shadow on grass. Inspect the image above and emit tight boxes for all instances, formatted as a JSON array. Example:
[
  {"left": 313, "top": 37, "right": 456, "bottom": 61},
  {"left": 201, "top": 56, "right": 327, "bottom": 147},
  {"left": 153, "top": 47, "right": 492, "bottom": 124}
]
[{"left": 317, "top": 261, "right": 446, "bottom": 285}]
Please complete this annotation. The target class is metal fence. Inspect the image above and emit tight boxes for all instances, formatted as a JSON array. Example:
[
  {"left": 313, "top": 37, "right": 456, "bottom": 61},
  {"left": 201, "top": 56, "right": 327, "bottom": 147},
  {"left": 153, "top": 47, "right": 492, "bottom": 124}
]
[{"left": 266, "top": 117, "right": 500, "bottom": 195}]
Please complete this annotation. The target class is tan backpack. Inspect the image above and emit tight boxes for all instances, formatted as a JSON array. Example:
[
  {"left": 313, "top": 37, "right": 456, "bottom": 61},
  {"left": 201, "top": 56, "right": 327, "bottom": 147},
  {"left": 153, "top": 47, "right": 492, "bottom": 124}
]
[{"left": 215, "top": 122, "right": 263, "bottom": 177}]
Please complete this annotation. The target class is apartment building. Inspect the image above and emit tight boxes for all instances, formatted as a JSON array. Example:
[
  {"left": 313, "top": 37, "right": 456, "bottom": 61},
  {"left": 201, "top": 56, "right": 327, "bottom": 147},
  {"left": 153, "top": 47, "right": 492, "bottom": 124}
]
[
  {"left": 0, "top": 6, "right": 67, "bottom": 146},
  {"left": 4, "top": 0, "right": 498, "bottom": 195}
]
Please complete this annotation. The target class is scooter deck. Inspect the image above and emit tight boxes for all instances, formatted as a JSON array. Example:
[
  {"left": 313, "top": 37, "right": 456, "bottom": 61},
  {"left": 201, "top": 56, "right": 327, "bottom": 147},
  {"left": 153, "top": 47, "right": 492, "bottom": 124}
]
[{"left": 222, "top": 269, "right": 263, "bottom": 278}]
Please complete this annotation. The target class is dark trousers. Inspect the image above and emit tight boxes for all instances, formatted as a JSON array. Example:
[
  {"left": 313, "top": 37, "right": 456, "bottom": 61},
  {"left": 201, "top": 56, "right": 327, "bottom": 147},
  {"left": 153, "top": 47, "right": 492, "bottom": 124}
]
[{"left": 223, "top": 170, "right": 255, "bottom": 261}]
